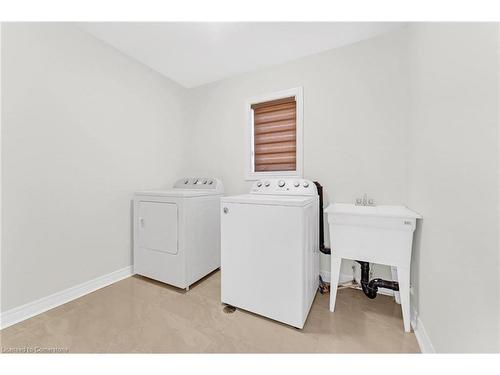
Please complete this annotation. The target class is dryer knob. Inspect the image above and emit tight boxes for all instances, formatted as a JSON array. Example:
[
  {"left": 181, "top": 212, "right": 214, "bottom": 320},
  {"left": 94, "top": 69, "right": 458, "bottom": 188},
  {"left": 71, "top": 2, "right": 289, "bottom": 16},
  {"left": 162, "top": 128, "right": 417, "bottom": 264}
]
[
  {"left": 303, "top": 182, "right": 309, "bottom": 188},
  {"left": 256, "top": 181, "right": 262, "bottom": 187},
  {"left": 209, "top": 180, "right": 213, "bottom": 185},
  {"left": 294, "top": 181, "right": 300, "bottom": 187},
  {"left": 278, "top": 180, "right": 285, "bottom": 187},
  {"left": 203, "top": 180, "right": 207, "bottom": 184},
  {"left": 184, "top": 180, "right": 189, "bottom": 184},
  {"left": 264, "top": 181, "right": 270, "bottom": 187},
  {"left": 193, "top": 179, "right": 199, "bottom": 184}
]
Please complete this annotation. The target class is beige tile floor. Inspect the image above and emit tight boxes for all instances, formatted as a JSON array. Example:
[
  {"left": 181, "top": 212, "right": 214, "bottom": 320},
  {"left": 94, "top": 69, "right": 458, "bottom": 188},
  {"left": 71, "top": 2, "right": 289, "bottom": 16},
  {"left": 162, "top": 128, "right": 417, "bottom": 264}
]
[{"left": 0, "top": 270, "right": 420, "bottom": 353}]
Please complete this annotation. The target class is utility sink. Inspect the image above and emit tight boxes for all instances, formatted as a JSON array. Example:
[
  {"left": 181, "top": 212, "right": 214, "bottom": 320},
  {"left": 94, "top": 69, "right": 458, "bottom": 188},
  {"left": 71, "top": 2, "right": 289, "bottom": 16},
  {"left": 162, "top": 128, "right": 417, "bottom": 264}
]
[{"left": 325, "top": 203, "right": 422, "bottom": 332}]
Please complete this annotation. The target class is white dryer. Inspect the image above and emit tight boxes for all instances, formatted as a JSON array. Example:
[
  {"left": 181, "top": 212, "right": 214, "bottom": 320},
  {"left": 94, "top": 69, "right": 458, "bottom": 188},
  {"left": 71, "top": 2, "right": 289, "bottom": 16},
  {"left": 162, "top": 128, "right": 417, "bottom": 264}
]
[
  {"left": 221, "top": 178, "right": 319, "bottom": 329},
  {"left": 134, "top": 177, "right": 223, "bottom": 290}
]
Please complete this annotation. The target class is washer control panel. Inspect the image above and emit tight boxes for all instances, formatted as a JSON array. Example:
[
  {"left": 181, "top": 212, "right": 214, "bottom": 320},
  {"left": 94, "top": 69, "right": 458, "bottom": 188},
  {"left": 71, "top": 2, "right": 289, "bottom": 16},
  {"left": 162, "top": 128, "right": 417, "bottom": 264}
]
[
  {"left": 250, "top": 178, "right": 317, "bottom": 196},
  {"left": 173, "top": 177, "right": 224, "bottom": 193}
]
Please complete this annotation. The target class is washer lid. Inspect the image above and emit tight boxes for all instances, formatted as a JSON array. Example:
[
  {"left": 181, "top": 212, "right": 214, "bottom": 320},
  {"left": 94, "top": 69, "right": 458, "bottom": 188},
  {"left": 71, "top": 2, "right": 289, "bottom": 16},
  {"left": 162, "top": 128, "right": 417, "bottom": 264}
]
[
  {"left": 135, "top": 189, "right": 221, "bottom": 198},
  {"left": 221, "top": 194, "right": 316, "bottom": 207}
]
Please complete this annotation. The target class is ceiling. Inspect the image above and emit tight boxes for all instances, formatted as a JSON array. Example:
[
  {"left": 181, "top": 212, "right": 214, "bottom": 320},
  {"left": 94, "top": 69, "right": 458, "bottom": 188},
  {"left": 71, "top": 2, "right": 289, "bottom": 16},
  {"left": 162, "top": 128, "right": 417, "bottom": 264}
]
[{"left": 78, "top": 22, "right": 405, "bottom": 88}]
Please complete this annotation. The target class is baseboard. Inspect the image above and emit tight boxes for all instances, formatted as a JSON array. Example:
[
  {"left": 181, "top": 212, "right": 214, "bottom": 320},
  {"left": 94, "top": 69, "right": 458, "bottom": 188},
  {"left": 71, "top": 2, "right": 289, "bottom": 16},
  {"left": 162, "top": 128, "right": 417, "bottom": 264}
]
[
  {"left": 2, "top": 266, "right": 436, "bottom": 353},
  {"left": 0, "top": 266, "right": 133, "bottom": 330},
  {"left": 322, "top": 270, "right": 433, "bottom": 353},
  {"left": 319, "top": 270, "right": 395, "bottom": 297},
  {"left": 411, "top": 310, "right": 436, "bottom": 353},
  {"left": 320, "top": 270, "right": 353, "bottom": 284}
]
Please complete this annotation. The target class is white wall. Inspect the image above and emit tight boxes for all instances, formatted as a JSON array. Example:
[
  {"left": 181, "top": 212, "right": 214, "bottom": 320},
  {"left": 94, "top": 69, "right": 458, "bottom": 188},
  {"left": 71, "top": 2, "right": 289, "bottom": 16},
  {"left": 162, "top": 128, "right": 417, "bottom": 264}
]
[
  {"left": 1, "top": 23, "right": 187, "bottom": 311},
  {"left": 184, "top": 29, "right": 410, "bottom": 279},
  {"left": 498, "top": 24, "right": 500, "bottom": 350},
  {"left": 407, "top": 23, "right": 499, "bottom": 352}
]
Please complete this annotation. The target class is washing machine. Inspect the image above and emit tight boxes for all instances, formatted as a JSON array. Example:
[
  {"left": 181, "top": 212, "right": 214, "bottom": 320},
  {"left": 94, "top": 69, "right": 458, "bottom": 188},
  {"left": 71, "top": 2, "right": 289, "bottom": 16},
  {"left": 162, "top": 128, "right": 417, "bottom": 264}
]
[
  {"left": 221, "top": 178, "right": 319, "bottom": 328},
  {"left": 134, "top": 177, "right": 223, "bottom": 290}
]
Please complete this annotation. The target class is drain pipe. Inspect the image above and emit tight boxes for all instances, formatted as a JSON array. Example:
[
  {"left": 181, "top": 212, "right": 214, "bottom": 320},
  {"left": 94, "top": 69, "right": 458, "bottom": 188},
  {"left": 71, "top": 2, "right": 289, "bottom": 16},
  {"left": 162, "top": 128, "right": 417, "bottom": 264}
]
[
  {"left": 313, "top": 181, "right": 330, "bottom": 255},
  {"left": 357, "top": 261, "right": 399, "bottom": 299}
]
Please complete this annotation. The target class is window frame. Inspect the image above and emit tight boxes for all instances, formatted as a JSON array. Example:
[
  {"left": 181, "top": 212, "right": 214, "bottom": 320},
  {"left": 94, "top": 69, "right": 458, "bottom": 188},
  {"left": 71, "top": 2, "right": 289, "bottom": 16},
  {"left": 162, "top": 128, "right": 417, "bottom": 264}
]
[{"left": 245, "top": 87, "right": 303, "bottom": 181}]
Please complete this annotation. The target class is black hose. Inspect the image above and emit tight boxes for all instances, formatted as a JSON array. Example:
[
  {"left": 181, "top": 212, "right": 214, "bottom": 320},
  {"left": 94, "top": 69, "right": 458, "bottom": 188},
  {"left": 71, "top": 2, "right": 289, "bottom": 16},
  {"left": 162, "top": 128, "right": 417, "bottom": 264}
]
[{"left": 313, "top": 181, "right": 331, "bottom": 255}]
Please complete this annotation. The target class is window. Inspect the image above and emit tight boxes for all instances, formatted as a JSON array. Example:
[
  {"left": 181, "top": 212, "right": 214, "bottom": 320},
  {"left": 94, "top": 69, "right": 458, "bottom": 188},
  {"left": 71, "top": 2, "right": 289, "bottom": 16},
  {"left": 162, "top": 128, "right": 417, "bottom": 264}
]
[{"left": 246, "top": 87, "right": 303, "bottom": 180}]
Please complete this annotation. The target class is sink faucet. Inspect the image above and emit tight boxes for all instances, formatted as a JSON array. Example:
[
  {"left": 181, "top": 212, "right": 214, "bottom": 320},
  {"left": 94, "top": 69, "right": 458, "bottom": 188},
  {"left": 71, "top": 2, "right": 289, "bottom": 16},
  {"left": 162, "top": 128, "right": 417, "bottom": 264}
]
[{"left": 356, "top": 193, "right": 375, "bottom": 206}]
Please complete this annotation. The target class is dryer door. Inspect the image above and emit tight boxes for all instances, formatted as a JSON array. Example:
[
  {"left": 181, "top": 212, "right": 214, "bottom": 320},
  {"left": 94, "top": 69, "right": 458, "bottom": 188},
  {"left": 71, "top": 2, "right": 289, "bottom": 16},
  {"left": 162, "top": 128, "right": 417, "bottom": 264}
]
[{"left": 137, "top": 201, "right": 178, "bottom": 255}]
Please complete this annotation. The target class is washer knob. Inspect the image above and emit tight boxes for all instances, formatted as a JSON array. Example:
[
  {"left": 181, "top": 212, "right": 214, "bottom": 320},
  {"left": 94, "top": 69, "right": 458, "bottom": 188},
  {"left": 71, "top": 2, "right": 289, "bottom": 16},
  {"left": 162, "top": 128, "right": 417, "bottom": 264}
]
[
  {"left": 264, "top": 181, "right": 270, "bottom": 187},
  {"left": 209, "top": 180, "right": 213, "bottom": 185},
  {"left": 303, "top": 182, "right": 309, "bottom": 188},
  {"left": 193, "top": 179, "right": 199, "bottom": 184},
  {"left": 256, "top": 181, "right": 262, "bottom": 187},
  {"left": 294, "top": 181, "right": 300, "bottom": 187},
  {"left": 184, "top": 180, "right": 189, "bottom": 184},
  {"left": 278, "top": 180, "right": 285, "bottom": 187},
  {"left": 203, "top": 180, "right": 207, "bottom": 184}
]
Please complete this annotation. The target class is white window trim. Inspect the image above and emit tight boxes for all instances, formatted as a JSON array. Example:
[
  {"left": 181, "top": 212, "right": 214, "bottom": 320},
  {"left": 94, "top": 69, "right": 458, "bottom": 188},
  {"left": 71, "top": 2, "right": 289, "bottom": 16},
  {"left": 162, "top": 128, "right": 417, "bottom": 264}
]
[{"left": 245, "top": 87, "right": 303, "bottom": 181}]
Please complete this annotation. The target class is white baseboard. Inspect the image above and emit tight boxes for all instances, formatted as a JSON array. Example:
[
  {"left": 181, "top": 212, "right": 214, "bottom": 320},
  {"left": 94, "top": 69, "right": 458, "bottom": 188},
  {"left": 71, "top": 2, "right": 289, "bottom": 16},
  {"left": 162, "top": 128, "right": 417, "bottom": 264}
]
[
  {"left": 1, "top": 265, "right": 436, "bottom": 353},
  {"left": 0, "top": 266, "right": 133, "bottom": 330},
  {"left": 322, "top": 270, "right": 434, "bottom": 353},
  {"left": 320, "top": 270, "right": 353, "bottom": 284},
  {"left": 411, "top": 310, "right": 436, "bottom": 353},
  {"left": 319, "top": 270, "right": 395, "bottom": 297}
]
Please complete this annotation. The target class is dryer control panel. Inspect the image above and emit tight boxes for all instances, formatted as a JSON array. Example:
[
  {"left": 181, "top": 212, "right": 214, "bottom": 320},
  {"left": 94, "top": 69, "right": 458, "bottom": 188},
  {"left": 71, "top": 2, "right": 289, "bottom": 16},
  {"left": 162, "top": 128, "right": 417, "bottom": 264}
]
[
  {"left": 173, "top": 177, "right": 224, "bottom": 194},
  {"left": 251, "top": 178, "right": 317, "bottom": 196}
]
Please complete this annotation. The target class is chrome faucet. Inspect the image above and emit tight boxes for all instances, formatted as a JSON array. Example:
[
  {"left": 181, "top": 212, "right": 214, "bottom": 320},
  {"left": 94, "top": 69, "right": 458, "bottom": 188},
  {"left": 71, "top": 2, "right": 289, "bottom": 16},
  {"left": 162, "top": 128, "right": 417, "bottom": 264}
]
[{"left": 355, "top": 193, "right": 375, "bottom": 206}]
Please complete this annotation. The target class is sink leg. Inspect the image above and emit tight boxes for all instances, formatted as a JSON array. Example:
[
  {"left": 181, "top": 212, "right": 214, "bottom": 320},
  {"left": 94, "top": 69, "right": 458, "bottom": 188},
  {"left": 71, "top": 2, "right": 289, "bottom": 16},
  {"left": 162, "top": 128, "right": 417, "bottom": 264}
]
[
  {"left": 329, "top": 255, "right": 342, "bottom": 312},
  {"left": 397, "top": 266, "right": 411, "bottom": 332},
  {"left": 391, "top": 266, "right": 401, "bottom": 304}
]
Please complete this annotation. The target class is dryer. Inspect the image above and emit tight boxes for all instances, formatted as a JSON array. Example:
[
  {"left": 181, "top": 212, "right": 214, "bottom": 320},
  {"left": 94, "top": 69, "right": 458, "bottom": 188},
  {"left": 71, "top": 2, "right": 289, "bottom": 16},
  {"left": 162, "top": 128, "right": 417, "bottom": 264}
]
[
  {"left": 221, "top": 178, "right": 319, "bottom": 329},
  {"left": 134, "top": 177, "right": 223, "bottom": 290}
]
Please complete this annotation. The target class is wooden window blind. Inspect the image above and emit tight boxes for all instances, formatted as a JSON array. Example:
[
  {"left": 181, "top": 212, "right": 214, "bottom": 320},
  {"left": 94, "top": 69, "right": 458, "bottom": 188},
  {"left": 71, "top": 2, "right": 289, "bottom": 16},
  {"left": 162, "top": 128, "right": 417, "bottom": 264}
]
[{"left": 251, "top": 96, "right": 296, "bottom": 172}]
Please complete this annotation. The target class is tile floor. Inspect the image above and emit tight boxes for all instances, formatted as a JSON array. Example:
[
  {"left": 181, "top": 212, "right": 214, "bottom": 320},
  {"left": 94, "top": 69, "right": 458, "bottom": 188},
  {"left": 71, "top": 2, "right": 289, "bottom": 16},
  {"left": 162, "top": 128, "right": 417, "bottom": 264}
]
[{"left": 0, "top": 271, "right": 420, "bottom": 353}]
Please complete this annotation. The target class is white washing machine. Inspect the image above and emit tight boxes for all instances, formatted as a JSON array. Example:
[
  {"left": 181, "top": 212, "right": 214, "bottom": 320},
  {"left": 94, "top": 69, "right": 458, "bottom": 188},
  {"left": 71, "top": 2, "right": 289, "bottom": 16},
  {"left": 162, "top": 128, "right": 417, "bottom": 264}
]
[
  {"left": 134, "top": 177, "right": 223, "bottom": 290},
  {"left": 221, "top": 178, "right": 319, "bottom": 328}
]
